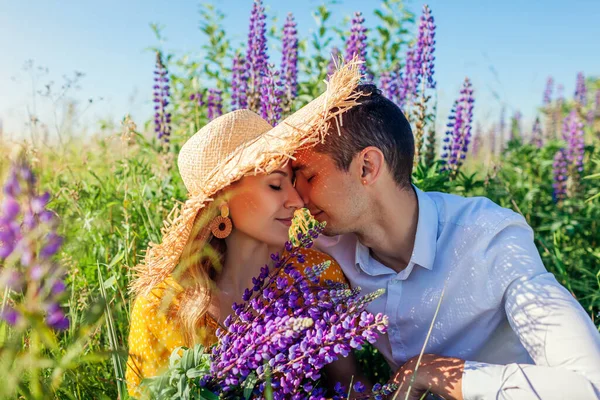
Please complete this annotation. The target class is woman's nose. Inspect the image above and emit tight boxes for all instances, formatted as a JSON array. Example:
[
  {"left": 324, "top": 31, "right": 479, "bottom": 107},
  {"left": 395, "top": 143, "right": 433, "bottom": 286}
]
[{"left": 285, "top": 185, "right": 305, "bottom": 210}]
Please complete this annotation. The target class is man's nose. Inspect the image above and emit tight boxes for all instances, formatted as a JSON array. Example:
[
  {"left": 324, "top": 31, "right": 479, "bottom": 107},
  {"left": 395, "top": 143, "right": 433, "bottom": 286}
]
[{"left": 295, "top": 179, "right": 310, "bottom": 205}]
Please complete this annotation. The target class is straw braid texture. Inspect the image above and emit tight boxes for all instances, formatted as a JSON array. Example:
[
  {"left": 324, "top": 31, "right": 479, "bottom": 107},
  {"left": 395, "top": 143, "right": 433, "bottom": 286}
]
[{"left": 130, "top": 57, "right": 364, "bottom": 297}]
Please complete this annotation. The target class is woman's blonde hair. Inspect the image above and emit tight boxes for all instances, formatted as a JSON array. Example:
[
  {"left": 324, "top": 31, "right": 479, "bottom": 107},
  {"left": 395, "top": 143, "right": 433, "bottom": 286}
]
[{"left": 167, "top": 197, "right": 227, "bottom": 346}]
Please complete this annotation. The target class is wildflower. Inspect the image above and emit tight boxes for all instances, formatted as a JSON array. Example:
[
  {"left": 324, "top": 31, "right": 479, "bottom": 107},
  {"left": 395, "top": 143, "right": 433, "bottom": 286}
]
[
  {"left": 206, "top": 223, "right": 388, "bottom": 398},
  {"left": 0, "top": 154, "right": 68, "bottom": 330},
  {"left": 207, "top": 89, "right": 223, "bottom": 121},
  {"left": 543, "top": 77, "right": 553, "bottom": 105},
  {"left": 441, "top": 78, "right": 475, "bottom": 175},
  {"left": 231, "top": 54, "right": 248, "bottom": 110},
  {"left": 531, "top": 116, "right": 543, "bottom": 148},
  {"left": 245, "top": 0, "right": 269, "bottom": 112},
  {"left": 153, "top": 52, "right": 171, "bottom": 143},
  {"left": 574, "top": 72, "right": 587, "bottom": 106},
  {"left": 259, "top": 65, "right": 283, "bottom": 126},
  {"left": 280, "top": 13, "right": 298, "bottom": 110},
  {"left": 552, "top": 149, "right": 568, "bottom": 203},
  {"left": 345, "top": 12, "right": 368, "bottom": 77}
]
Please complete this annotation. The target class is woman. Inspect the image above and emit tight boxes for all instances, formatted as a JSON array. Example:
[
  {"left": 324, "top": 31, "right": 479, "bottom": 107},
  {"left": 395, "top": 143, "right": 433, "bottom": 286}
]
[{"left": 126, "top": 61, "right": 364, "bottom": 396}]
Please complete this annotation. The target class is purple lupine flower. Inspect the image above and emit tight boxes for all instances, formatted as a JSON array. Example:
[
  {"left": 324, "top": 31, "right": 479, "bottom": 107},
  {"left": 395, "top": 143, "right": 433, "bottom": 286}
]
[
  {"left": 206, "top": 89, "right": 223, "bottom": 121},
  {"left": 531, "top": 117, "right": 543, "bottom": 148},
  {"left": 231, "top": 54, "right": 248, "bottom": 110},
  {"left": 259, "top": 65, "right": 284, "bottom": 126},
  {"left": 552, "top": 149, "right": 568, "bottom": 203},
  {"left": 398, "top": 46, "right": 417, "bottom": 109},
  {"left": 414, "top": 5, "right": 436, "bottom": 90},
  {"left": 440, "top": 78, "right": 475, "bottom": 174},
  {"left": 245, "top": 0, "right": 269, "bottom": 112},
  {"left": 595, "top": 89, "right": 600, "bottom": 117},
  {"left": 379, "top": 70, "right": 400, "bottom": 102},
  {"left": 563, "top": 110, "right": 584, "bottom": 174},
  {"left": 345, "top": 12, "right": 368, "bottom": 77},
  {"left": 189, "top": 92, "right": 204, "bottom": 107},
  {"left": 543, "top": 77, "right": 554, "bottom": 105},
  {"left": 153, "top": 52, "right": 172, "bottom": 143},
  {"left": 280, "top": 13, "right": 298, "bottom": 107},
  {"left": 0, "top": 155, "right": 68, "bottom": 330},
  {"left": 205, "top": 223, "right": 388, "bottom": 398},
  {"left": 586, "top": 109, "right": 595, "bottom": 128},
  {"left": 327, "top": 47, "right": 341, "bottom": 78},
  {"left": 574, "top": 72, "right": 587, "bottom": 106}
]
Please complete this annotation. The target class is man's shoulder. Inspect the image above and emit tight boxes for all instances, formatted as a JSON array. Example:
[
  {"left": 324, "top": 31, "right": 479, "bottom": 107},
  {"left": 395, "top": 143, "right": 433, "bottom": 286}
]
[{"left": 425, "top": 190, "right": 526, "bottom": 233}]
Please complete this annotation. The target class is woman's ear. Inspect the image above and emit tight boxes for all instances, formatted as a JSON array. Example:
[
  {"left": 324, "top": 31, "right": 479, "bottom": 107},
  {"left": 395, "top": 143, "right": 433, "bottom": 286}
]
[{"left": 359, "top": 146, "right": 385, "bottom": 185}]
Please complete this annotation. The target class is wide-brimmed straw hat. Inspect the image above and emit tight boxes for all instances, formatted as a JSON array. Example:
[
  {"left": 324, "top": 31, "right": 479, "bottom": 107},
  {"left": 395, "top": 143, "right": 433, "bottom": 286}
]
[{"left": 131, "top": 58, "right": 363, "bottom": 296}]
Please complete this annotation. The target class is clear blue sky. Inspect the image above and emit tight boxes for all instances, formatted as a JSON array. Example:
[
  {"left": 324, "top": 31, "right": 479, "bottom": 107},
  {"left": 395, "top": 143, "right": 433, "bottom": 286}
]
[{"left": 1, "top": 0, "right": 598, "bottom": 139}]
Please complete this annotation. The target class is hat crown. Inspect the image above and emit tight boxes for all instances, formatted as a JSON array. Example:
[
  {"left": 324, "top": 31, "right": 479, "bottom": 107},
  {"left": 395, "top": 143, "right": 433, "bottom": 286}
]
[{"left": 177, "top": 109, "right": 273, "bottom": 195}]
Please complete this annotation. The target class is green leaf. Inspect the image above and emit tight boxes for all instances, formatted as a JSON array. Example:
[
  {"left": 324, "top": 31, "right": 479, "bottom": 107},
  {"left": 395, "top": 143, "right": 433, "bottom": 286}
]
[{"left": 243, "top": 372, "right": 258, "bottom": 399}]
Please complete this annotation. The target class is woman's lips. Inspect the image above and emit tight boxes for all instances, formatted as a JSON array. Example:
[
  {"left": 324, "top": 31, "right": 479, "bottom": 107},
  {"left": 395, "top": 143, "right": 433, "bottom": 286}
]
[{"left": 277, "top": 218, "right": 293, "bottom": 227}]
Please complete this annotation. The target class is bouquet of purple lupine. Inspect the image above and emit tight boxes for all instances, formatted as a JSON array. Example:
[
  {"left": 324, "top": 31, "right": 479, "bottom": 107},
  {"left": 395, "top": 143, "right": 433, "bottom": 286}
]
[{"left": 144, "top": 222, "right": 396, "bottom": 399}]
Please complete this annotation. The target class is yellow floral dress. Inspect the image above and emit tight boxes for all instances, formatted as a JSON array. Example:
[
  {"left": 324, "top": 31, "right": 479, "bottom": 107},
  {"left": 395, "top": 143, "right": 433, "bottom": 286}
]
[{"left": 126, "top": 248, "right": 346, "bottom": 397}]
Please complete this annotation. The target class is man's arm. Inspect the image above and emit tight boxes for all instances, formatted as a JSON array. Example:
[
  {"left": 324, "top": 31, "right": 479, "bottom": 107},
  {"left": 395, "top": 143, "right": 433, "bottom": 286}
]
[{"left": 391, "top": 216, "right": 600, "bottom": 399}]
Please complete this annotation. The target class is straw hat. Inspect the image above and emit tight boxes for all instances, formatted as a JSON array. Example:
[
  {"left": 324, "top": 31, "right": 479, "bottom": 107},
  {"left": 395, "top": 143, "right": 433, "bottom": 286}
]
[{"left": 131, "top": 58, "right": 364, "bottom": 296}]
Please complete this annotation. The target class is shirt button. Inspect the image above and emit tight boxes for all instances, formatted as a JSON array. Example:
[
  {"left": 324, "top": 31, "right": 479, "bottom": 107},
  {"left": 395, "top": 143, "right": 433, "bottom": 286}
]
[{"left": 391, "top": 278, "right": 400, "bottom": 284}]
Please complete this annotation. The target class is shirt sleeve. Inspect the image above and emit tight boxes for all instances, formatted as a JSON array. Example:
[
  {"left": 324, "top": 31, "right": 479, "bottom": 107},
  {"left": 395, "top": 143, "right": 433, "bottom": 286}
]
[
  {"left": 461, "top": 216, "right": 600, "bottom": 399},
  {"left": 126, "top": 285, "right": 185, "bottom": 397}
]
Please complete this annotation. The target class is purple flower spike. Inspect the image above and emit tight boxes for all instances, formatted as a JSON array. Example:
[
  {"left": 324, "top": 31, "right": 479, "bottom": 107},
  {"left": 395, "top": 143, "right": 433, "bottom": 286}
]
[
  {"left": 259, "top": 65, "right": 284, "bottom": 126},
  {"left": 280, "top": 13, "right": 298, "bottom": 107},
  {"left": 245, "top": 0, "right": 269, "bottom": 112},
  {"left": 380, "top": 70, "right": 400, "bottom": 102},
  {"left": 207, "top": 89, "right": 223, "bottom": 121},
  {"left": 531, "top": 117, "right": 543, "bottom": 148},
  {"left": 153, "top": 52, "right": 171, "bottom": 143},
  {"left": 231, "top": 54, "right": 248, "bottom": 110},
  {"left": 543, "top": 77, "right": 554, "bottom": 105},
  {"left": 345, "top": 12, "right": 368, "bottom": 77},
  {"left": 574, "top": 72, "right": 587, "bottom": 106},
  {"left": 0, "top": 156, "right": 69, "bottom": 330},
  {"left": 563, "top": 110, "right": 585, "bottom": 174},
  {"left": 440, "top": 78, "right": 475, "bottom": 174},
  {"left": 552, "top": 149, "right": 568, "bottom": 203},
  {"left": 415, "top": 5, "right": 436, "bottom": 90}
]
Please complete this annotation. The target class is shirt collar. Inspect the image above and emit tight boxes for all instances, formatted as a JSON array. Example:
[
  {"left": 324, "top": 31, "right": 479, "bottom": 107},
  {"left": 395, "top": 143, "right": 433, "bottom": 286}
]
[
  {"left": 354, "top": 185, "right": 439, "bottom": 276},
  {"left": 410, "top": 185, "right": 439, "bottom": 271}
]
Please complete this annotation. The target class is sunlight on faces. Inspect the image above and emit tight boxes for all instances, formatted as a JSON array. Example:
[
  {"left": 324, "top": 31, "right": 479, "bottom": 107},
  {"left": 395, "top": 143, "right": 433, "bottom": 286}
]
[
  {"left": 225, "top": 162, "right": 303, "bottom": 247},
  {"left": 292, "top": 148, "right": 368, "bottom": 236}
]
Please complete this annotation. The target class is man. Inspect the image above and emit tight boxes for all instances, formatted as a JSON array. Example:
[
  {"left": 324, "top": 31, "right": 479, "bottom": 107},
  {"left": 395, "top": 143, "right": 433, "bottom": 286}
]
[{"left": 292, "top": 84, "right": 600, "bottom": 399}]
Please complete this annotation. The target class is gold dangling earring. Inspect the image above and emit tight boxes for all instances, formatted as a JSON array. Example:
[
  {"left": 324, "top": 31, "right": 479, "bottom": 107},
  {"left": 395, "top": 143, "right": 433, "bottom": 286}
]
[{"left": 210, "top": 203, "right": 232, "bottom": 239}]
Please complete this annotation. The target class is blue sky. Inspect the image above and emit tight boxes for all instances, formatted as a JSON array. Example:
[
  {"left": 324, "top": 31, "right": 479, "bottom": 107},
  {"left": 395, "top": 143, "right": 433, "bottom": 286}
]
[{"left": 1, "top": 0, "right": 598, "bottom": 139}]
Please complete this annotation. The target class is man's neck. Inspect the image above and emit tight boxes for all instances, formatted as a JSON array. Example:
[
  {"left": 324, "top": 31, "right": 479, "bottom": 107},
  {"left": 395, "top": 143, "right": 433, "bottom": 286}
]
[{"left": 356, "top": 185, "right": 419, "bottom": 274}]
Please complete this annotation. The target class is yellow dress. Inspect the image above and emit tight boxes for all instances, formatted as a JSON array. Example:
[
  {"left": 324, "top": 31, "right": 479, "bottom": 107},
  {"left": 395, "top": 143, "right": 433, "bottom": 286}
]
[{"left": 126, "top": 248, "right": 347, "bottom": 397}]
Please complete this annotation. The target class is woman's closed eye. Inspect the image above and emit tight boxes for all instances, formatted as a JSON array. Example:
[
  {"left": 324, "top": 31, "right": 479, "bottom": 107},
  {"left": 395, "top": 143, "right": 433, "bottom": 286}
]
[{"left": 269, "top": 184, "right": 282, "bottom": 191}]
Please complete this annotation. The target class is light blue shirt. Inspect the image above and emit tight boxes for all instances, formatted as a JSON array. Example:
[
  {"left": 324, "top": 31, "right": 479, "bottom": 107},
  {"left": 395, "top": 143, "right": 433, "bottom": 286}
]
[{"left": 317, "top": 186, "right": 600, "bottom": 399}]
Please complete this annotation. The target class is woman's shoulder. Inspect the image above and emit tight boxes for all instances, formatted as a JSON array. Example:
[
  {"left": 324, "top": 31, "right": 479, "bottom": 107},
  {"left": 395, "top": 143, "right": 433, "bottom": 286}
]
[{"left": 130, "top": 276, "right": 183, "bottom": 319}]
